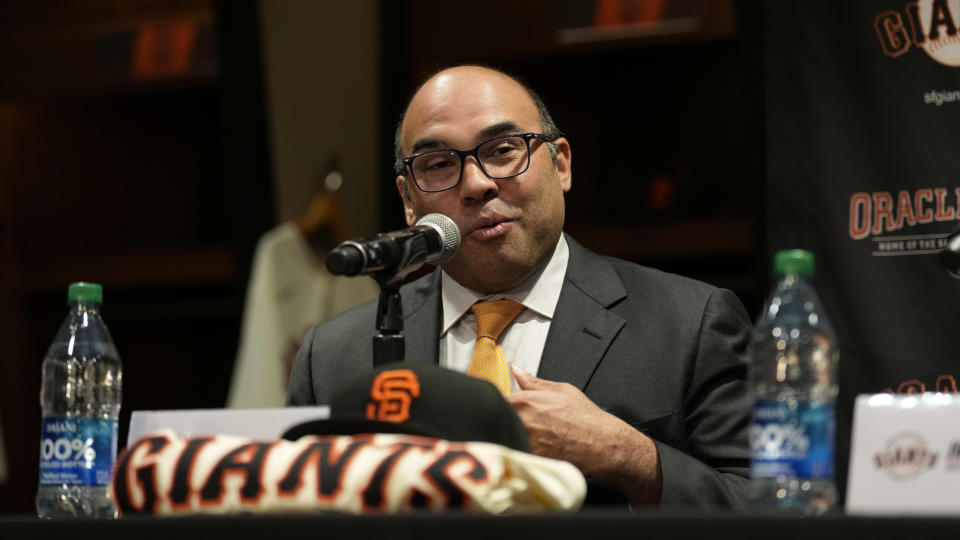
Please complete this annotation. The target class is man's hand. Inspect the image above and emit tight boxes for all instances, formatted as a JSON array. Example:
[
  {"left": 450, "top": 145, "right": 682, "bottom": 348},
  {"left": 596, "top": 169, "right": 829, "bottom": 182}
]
[{"left": 507, "top": 364, "right": 662, "bottom": 505}]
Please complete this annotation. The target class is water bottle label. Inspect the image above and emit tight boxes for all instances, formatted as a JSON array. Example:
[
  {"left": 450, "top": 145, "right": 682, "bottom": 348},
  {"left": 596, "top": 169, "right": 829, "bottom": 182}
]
[
  {"left": 38, "top": 417, "right": 118, "bottom": 487},
  {"left": 750, "top": 401, "right": 834, "bottom": 478}
]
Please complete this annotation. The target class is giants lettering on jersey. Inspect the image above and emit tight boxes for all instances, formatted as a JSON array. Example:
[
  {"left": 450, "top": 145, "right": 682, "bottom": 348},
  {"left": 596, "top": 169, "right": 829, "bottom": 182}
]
[
  {"left": 113, "top": 433, "right": 485, "bottom": 514},
  {"left": 109, "top": 430, "right": 586, "bottom": 515}
]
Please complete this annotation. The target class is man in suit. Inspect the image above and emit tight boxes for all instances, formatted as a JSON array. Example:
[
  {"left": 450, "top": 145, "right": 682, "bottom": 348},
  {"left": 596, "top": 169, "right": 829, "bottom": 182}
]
[{"left": 287, "top": 65, "right": 753, "bottom": 507}]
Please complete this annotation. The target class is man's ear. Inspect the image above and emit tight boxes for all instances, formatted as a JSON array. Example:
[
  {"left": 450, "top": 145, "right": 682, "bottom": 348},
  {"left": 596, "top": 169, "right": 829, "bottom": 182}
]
[
  {"left": 396, "top": 176, "right": 418, "bottom": 226},
  {"left": 553, "top": 137, "right": 572, "bottom": 193}
]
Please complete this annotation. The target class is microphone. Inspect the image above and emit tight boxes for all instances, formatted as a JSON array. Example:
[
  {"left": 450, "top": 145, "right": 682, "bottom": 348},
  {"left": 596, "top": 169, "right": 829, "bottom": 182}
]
[
  {"left": 940, "top": 229, "right": 960, "bottom": 279},
  {"left": 326, "top": 213, "right": 460, "bottom": 278}
]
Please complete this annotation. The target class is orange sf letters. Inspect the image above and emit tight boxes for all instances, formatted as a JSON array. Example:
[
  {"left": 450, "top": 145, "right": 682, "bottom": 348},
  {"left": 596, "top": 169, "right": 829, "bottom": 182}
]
[{"left": 366, "top": 370, "right": 421, "bottom": 423}]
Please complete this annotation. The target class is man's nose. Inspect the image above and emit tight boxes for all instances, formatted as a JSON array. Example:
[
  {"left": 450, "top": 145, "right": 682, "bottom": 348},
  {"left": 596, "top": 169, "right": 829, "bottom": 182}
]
[{"left": 459, "top": 157, "right": 499, "bottom": 202}]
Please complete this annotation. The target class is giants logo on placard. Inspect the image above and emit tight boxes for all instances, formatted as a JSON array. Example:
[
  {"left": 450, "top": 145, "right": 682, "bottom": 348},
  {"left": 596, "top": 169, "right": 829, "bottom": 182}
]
[
  {"left": 947, "top": 440, "right": 960, "bottom": 469},
  {"left": 882, "top": 374, "right": 958, "bottom": 394},
  {"left": 875, "top": 0, "right": 960, "bottom": 67},
  {"left": 874, "top": 433, "right": 939, "bottom": 480}
]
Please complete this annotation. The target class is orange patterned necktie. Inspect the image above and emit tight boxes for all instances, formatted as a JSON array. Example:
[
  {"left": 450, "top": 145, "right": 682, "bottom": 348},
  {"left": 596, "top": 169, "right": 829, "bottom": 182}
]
[{"left": 468, "top": 298, "right": 525, "bottom": 396}]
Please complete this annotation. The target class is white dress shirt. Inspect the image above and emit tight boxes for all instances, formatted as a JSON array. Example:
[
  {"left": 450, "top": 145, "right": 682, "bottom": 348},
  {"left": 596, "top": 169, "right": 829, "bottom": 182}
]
[{"left": 439, "top": 235, "right": 569, "bottom": 392}]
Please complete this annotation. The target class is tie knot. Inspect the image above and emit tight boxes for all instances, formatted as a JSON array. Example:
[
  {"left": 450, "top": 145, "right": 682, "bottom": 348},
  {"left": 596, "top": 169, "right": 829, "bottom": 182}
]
[{"left": 470, "top": 299, "right": 524, "bottom": 341}]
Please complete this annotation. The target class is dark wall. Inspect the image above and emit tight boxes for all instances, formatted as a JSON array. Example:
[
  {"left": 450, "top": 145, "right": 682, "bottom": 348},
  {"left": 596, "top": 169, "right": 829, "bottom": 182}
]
[{"left": 0, "top": 0, "right": 273, "bottom": 514}]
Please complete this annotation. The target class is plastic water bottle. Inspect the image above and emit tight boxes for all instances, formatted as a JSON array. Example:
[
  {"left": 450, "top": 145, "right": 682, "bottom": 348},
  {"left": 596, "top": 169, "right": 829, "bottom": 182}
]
[
  {"left": 749, "top": 250, "right": 838, "bottom": 514},
  {"left": 36, "top": 283, "right": 122, "bottom": 518}
]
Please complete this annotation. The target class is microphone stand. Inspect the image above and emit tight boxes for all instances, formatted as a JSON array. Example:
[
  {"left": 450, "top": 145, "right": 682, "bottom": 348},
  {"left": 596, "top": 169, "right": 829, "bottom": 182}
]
[
  {"left": 371, "top": 275, "right": 404, "bottom": 367},
  {"left": 368, "top": 238, "right": 433, "bottom": 367}
]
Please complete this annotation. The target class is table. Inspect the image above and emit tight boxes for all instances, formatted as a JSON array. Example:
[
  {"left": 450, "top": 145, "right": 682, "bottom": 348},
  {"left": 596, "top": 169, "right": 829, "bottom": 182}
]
[{"left": 3, "top": 511, "right": 959, "bottom": 540}]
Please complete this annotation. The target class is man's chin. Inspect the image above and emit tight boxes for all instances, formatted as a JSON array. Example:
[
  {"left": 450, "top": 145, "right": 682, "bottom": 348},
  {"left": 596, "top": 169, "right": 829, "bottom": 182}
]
[{"left": 445, "top": 255, "right": 535, "bottom": 295}]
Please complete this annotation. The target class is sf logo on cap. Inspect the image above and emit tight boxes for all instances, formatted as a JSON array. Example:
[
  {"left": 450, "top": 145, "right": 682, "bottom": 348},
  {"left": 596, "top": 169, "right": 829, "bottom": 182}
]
[{"left": 366, "top": 370, "right": 421, "bottom": 423}]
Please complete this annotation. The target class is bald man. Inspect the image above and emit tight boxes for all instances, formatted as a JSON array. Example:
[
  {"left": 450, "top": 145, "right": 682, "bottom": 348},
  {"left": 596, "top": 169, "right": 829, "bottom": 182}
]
[{"left": 288, "top": 66, "right": 753, "bottom": 508}]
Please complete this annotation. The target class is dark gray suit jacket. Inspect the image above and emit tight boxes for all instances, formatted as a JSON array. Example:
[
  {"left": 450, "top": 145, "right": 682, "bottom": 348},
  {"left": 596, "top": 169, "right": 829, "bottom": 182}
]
[{"left": 287, "top": 235, "right": 753, "bottom": 507}]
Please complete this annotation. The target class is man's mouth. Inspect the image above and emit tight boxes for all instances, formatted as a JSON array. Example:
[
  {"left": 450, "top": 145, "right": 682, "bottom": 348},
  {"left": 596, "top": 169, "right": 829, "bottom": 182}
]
[{"left": 469, "top": 216, "right": 515, "bottom": 241}]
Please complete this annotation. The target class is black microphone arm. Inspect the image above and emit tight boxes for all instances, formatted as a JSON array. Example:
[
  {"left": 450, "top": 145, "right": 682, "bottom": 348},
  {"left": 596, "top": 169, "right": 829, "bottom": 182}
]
[
  {"left": 326, "top": 213, "right": 460, "bottom": 283},
  {"left": 324, "top": 214, "right": 461, "bottom": 367}
]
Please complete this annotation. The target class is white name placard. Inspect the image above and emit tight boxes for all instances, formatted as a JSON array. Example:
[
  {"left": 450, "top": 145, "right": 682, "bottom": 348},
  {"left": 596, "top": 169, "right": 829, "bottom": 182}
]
[
  {"left": 846, "top": 393, "right": 960, "bottom": 515},
  {"left": 127, "top": 407, "right": 329, "bottom": 447}
]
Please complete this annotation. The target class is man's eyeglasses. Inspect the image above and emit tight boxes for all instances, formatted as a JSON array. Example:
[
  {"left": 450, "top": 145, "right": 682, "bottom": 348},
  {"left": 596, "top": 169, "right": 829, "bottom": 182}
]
[{"left": 402, "top": 133, "right": 553, "bottom": 193}]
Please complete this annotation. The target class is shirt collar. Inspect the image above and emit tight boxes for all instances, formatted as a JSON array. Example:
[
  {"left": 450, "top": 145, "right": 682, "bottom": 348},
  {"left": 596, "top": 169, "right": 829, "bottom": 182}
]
[{"left": 440, "top": 234, "right": 569, "bottom": 335}]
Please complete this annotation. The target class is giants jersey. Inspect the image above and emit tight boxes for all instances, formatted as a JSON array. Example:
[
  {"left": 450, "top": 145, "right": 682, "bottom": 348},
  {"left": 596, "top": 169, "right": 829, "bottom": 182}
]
[{"left": 111, "top": 430, "right": 586, "bottom": 515}]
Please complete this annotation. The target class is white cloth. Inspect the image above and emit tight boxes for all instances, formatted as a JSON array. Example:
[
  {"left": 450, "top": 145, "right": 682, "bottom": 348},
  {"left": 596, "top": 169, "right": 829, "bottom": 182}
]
[
  {"left": 112, "top": 430, "right": 586, "bottom": 515},
  {"left": 440, "top": 235, "right": 569, "bottom": 392},
  {"left": 228, "top": 223, "right": 378, "bottom": 408}
]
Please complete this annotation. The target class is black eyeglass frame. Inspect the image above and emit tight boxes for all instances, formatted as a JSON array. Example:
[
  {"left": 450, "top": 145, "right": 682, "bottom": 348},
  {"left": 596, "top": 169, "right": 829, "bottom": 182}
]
[{"left": 402, "top": 132, "right": 554, "bottom": 193}]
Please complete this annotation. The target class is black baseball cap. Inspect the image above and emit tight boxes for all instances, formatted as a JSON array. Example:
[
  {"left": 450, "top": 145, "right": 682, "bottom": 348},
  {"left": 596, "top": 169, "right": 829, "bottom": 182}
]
[{"left": 282, "top": 363, "right": 530, "bottom": 452}]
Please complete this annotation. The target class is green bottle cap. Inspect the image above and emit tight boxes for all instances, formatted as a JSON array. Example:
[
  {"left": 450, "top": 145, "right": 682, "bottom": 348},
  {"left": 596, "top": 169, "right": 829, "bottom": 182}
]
[
  {"left": 774, "top": 250, "right": 815, "bottom": 277},
  {"left": 67, "top": 282, "right": 103, "bottom": 305}
]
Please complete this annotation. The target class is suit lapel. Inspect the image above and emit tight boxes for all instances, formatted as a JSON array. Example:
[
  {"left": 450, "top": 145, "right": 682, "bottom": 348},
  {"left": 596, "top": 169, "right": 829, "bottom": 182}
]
[
  {"left": 537, "top": 235, "right": 627, "bottom": 390},
  {"left": 400, "top": 270, "right": 442, "bottom": 365},
  {"left": 398, "top": 236, "right": 627, "bottom": 383}
]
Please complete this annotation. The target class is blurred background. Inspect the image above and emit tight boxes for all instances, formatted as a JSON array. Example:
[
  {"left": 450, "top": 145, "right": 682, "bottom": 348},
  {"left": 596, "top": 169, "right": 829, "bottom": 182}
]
[{"left": 0, "top": 0, "right": 764, "bottom": 513}]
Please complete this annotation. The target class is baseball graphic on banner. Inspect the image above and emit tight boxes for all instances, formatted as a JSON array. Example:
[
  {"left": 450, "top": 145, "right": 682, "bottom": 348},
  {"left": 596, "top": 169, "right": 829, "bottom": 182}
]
[{"left": 918, "top": 0, "right": 960, "bottom": 67}]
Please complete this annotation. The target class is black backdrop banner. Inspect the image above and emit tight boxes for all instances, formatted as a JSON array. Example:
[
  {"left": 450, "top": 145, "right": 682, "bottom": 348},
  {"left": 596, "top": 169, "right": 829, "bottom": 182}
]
[{"left": 764, "top": 0, "right": 960, "bottom": 495}]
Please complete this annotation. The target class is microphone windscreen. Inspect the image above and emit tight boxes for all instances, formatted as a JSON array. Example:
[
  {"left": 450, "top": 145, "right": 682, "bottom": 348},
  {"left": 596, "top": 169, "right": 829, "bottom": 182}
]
[
  {"left": 326, "top": 242, "right": 365, "bottom": 276},
  {"left": 416, "top": 214, "right": 460, "bottom": 265}
]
